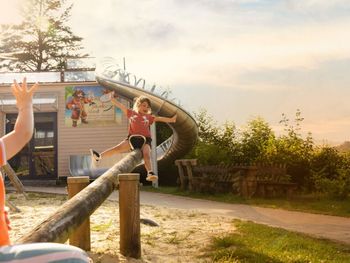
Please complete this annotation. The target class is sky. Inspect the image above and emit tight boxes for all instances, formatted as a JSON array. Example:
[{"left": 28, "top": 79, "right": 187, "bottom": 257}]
[{"left": 1, "top": 0, "right": 350, "bottom": 144}]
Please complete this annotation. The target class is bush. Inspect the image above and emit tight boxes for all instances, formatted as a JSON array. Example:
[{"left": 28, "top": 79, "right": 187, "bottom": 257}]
[
  {"left": 312, "top": 168, "right": 350, "bottom": 200},
  {"left": 310, "top": 147, "right": 350, "bottom": 199},
  {"left": 188, "top": 108, "right": 349, "bottom": 197}
]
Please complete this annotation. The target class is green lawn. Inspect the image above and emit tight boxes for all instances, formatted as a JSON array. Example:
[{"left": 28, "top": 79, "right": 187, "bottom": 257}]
[
  {"left": 205, "top": 219, "right": 350, "bottom": 262},
  {"left": 141, "top": 186, "right": 350, "bottom": 217}
]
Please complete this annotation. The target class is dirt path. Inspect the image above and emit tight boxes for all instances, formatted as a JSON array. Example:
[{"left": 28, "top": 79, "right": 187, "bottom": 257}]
[{"left": 138, "top": 191, "right": 350, "bottom": 245}]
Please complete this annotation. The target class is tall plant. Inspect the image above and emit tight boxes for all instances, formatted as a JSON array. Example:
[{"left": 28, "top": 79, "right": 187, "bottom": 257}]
[{"left": 0, "top": 0, "right": 87, "bottom": 71}]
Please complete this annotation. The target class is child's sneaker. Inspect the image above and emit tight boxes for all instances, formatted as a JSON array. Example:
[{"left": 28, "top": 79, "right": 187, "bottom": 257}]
[
  {"left": 146, "top": 171, "right": 158, "bottom": 182},
  {"left": 90, "top": 149, "right": 101, "bottom": 168}
]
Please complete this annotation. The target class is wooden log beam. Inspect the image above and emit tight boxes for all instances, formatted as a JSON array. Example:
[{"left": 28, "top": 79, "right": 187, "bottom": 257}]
[{"left": 17, "top": 150, "right": 142, "bottom": 244}]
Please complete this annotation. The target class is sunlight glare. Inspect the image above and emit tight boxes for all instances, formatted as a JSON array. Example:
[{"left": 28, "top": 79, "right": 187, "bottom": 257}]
[{"left": 0, "top": 0, "right": 22, "bottom": 24}]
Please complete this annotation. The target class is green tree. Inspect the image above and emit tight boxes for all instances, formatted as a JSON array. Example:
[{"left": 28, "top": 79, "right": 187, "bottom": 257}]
[
  {"left": 188, "top": 109, "right": 238, "bottom": 165},
  {"left": 239, "top": 117, "right": 276, "bottom": 164},
  {"left": 0, "top": 0, "right": 87, "bottom": 71}
]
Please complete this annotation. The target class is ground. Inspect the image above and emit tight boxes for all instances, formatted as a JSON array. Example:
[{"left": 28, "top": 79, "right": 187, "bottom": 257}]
[{"left": 7, "top": 193, "right": 234, "bottom": 263}]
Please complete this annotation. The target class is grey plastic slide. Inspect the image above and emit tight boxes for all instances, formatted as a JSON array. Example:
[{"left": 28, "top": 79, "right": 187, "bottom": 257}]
[
  {"left": 69, "top": 155, "right": 108, "bottom": 179},
  {"left": 96, "top": 58, "right": 198, "bottom": 172}
]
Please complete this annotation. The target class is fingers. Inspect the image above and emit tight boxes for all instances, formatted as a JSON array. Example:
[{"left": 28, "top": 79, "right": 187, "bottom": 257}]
[
  {"left": 29, "top": 82, "right": 39, "bottom": 95},
  {"left": 14, "top": 78, "right": 23, "bottom": 92},
  {"left": 11, "top": 80, "right": 20, "bottom": 96},
  {"left": 23, "top": 77, "right": 27, "bottom": 90},
  {"left": 12, "top": 78, "right": 24, "bottom": 93},
  {"left": 12, "top": 78, "right": 38, "bottom": 95}
]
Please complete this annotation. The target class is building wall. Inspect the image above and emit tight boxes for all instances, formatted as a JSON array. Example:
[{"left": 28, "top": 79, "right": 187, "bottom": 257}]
[{"left": 0, "top": 81, "right": 129, "bottom": 178}]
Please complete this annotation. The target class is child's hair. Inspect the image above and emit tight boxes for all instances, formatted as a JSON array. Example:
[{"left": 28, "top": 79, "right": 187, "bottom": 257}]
[{"left": 133, "top": 96, "right": 152, "bottom": 113}]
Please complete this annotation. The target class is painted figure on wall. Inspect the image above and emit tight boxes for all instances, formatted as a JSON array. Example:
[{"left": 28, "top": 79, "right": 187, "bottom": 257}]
[
  {"left": 65, "top": 86, "right": 123, "bottom": 127},
  {"left": 66, "top": 89, "right": 93, "bottom": 127}
]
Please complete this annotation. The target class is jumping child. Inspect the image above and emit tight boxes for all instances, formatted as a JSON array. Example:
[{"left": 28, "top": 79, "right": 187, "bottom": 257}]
[{"left": 90, "top": 95, "right": 177, "bottom": 182}]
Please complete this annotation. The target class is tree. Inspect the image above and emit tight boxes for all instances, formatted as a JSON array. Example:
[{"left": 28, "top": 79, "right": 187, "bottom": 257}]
[
  {"left": 187, "top": 109, "right": 239, "bottom": 165},
  {"left": 239, "top": 117, "right": 275, "bottom": 164},
  {"left": 0, "top": 0, "right": 87, "bottom": 72}
]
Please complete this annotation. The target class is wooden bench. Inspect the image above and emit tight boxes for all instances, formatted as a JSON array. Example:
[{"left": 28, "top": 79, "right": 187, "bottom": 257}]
[
  {"left": 174, "top": 159, "right": 198, "bottom": 191},
  {"left": 175, "top": 160, "right": 298, "bottom": 198},
  {"left": 175, "top": 160, "right": 258, "bottom": 198},
  {"left": 255, "top": 163, "right": 297, "bottom": 198},
  {"left": 192, "top": 165, "right": 242, "bottom": 194}
]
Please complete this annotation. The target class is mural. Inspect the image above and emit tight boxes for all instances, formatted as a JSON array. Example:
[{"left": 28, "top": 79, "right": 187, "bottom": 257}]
[{"left": 65, "top": 86, "right": 123, "bottom": 127}]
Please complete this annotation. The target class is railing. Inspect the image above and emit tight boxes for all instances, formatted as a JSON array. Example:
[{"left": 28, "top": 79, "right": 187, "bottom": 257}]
[
  {"left": 156, "top": 136, "right": 173, "bottom": 159},
  {"left": 0, "top": 70, "right": 96, "bottom": 84}
]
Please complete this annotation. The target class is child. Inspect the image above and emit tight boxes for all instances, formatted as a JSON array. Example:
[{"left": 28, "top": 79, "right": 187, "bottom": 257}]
[
  {"left": 90, "top": 95, "right": 177, "bottom": 182},
  {"left": 0, "top": 78, "right": 91, "bottom": 262}
]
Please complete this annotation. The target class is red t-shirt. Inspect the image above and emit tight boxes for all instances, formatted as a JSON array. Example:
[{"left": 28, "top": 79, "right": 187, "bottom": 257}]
[
  {"left": 127, "top": 109, "right": 155, "bottom": 138},
  {"left": 0, "top": 138, "right": 9, "bottom": 246}
]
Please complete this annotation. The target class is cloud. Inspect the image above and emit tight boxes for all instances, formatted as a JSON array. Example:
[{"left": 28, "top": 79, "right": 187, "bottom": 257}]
[{"left": 285, "top": 0, "right": 350, "bottom": 11}]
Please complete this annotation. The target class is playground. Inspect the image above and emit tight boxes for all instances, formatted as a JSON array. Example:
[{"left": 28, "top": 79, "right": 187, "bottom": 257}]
[
  {"left": 7, "top": 186, "right": 350, "bottom": 262},
  {"left": 7, "top": 191, "right": 234, "bottom": 263},
  {"left": 1, "top": 58, "right": 350, "bottom": 262},
  {"left": 2, "top": 1, "right": 350, "bottom": 262}
]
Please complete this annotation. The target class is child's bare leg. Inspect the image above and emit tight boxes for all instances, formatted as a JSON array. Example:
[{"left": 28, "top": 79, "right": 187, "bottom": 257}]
[
  {"left": 100, "top": 140, "right": 130, "bottom": 158},
  {"left": 143, "top": 144, "right": 158, "bottom": 182},
  {"left": 142, "top": 144, "right": 152, "bottom": 172}
]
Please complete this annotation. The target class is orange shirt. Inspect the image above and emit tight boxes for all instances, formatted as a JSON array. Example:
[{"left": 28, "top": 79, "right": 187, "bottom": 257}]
[{"left": 0, "top": 138, "right": 9, "bottom": 246}]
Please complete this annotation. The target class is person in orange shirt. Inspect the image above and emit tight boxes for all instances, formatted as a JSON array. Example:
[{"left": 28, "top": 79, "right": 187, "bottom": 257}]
[
  {"left": 0, "top": 78, "right": 91, "bottom": 262},
  {"left": 90, "top": 95, "right": 177, "bottom": 182}
]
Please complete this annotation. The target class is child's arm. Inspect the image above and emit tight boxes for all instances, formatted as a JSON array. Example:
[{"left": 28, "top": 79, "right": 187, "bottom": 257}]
[
  {"left": 2, "top": 78, "right": 38, "bottom": 160},
  {"left": 154, "top": 114, "right": 177, "bottom": 123},
  {"left": 111, "top": 98, "right": 128, "bottom": 115}
]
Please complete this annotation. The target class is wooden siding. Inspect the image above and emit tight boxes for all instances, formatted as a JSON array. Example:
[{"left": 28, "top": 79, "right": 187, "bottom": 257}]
[{"left": 0, "top": 81, "right": 129, "bottom": 178}]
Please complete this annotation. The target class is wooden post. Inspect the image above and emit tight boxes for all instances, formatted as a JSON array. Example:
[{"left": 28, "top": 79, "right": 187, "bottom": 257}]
[
  {"left": 67, "top": 176, "right": 91, "bottom": 251},
  {"left": 18, "top": 150, "right": 143, "bottom": 244},
  {"left": 175, "top": 160, "right": 186, "bottom": 190},
  {"left": 184, "top": 160, "right": 194, "bottom": 191},
  {"left": 119, "top": 173, "right": 141, "bottom": 259},
  {"left": 183, "top": 159, "right": 197, "bottom": 191}
]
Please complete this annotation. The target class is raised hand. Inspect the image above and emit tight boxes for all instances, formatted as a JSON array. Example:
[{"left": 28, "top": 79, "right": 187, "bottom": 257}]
[{"left": 11, "top": 77, "right": 39, "bottom": 110}]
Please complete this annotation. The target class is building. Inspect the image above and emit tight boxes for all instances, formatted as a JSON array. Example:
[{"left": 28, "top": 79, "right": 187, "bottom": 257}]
[{"left": 0, "top": 66, "right": 130, "bottom": 182}]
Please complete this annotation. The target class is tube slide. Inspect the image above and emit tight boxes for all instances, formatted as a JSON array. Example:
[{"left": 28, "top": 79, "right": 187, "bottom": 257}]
[{"left": 95, "top": 58, "right": 198, "bottom": 175}]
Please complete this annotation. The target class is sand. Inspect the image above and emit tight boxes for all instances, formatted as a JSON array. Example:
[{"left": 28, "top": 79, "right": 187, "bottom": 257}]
[{"left": 6, "top": 192, "right": 235, "bottom": 263}]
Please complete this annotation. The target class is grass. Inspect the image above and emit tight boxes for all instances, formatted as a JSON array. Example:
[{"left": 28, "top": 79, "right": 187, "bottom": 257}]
[
  {"left": 205, "top": 219, "right": 350, "bottom": 262},
  {"left": 141, "top": 186, "right": 350, "bottom": 217},
  {"left": 165, "top": 231, "right": 191, "bottom": 244},
  {"left": 91, "top": 219, "right": 113, "bottom": 232}
]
